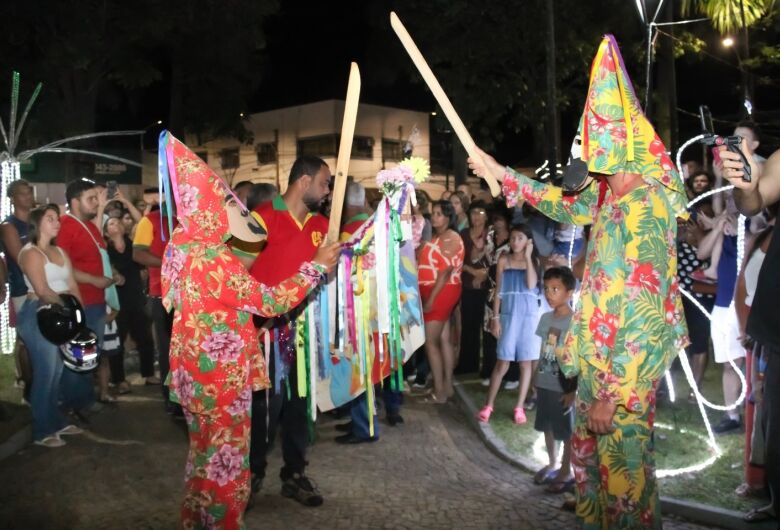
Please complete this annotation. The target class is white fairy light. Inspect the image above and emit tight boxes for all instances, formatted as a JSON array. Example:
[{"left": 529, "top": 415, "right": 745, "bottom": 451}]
[
  {"left": 678, "top": 288, "right": 747, "bottom": 412},
  {"left": 0, "top": 160, "right": 18, "bottom": 354},
  {"left": 567, "top": 225, "right": 576, "bottom": 269},
  {"left": 531, "top": 420, "right": 721, "bottom": 477},
  {"left": 686, "top": 184, "right": 735, "bottom": 210},
  {"left": 736, "top": 214, "right": 746, "bottom": 276},
  {"left": 675, "top": 134, "right": 706, "bottom": 177},
  {"left": 654, "top": 422, "right": 721, "bottom": 478},
  {"left": 664, "top": 370, "right": 675, "bottom": 403}
]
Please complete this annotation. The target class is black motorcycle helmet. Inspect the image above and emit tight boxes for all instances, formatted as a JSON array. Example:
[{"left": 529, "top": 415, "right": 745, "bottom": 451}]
[{"left": 36, "top": 294, "right": 86, "bottom": 345}]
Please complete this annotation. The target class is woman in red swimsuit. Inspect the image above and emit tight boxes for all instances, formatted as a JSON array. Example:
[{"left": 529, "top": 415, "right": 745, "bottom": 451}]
[{"left": 418, "top": 200, "right": 464, "bottom": 403}]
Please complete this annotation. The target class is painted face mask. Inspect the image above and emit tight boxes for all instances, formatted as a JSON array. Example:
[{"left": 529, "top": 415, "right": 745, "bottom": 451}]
[{"left": 158, "top": 130, "right": 266, "bottom": 246}]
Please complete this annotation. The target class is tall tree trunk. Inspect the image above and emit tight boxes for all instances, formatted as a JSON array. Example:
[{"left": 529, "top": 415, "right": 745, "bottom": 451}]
[
  {"left": 655, "top": 0, "right": 678, "bottom": 151},
  {"left": 545, "top": 0, "right": 561, "bottom": 171}
]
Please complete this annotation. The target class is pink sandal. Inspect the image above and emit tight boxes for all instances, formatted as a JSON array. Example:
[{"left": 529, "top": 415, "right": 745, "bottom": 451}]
[
  {"left": 513, "top": 407, "right": 527, "bottom": 425},
  {"left": 476, "top": 405, "right": 493, "bottom": 423}
]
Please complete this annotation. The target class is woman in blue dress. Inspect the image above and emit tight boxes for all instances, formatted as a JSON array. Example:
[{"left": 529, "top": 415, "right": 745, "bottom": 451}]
[{"left": 477, "top": 224, "right": 541, "bottom": 425}]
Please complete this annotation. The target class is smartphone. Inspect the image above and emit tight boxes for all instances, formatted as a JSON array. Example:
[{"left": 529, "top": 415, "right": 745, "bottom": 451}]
[{"left": 107, "top": 180, "right": 118, "bottom": 199}]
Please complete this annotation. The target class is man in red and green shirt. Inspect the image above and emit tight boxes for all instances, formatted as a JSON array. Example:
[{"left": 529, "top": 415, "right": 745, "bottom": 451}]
[{"left": 248, "top": 155, "right": 331, "bottom": 507}]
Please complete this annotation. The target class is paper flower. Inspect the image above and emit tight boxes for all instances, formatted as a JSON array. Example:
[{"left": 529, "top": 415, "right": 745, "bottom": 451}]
[{"left": 399, "top": 156, "right": 430, "bottom": 184}]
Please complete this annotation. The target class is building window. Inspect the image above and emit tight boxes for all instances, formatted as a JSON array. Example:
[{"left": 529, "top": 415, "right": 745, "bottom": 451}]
[
  {"left": 382, "top": 139, "right": 403, "bottom": 162},
  {"left": 297, "top": 135, "right": 338, "bottom": 158},
  {"left": 256, "top": 142, "right": 276, "bottom": 165},
  {"left": 352, "top": 136, "right": 374, "bottom": 160},
  {"left": 297, "top": 134, "right": 376, "bottom": 160},
  {"left": 195, "top": 151, "right": 208, "bottom": 163},
  {"left": 220, "top": 148, "right": 240, "bottom": 169}
]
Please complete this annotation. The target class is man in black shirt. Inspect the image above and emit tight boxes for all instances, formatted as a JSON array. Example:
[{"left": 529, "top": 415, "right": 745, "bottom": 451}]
[{"left": 721, "top": 141, "right": 780, "bottom": 522}]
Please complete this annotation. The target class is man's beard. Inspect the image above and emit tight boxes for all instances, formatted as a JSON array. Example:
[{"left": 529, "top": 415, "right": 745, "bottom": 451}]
[
  {"left": 83, "top": 210, "right": 97, "bottom": 221},
  {"left": 303, "top": 195, "right": 323, "bottom": 212}
]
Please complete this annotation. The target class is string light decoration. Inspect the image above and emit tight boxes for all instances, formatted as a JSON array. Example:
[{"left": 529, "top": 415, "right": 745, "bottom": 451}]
[
  {"left": 0, "top": 161, "right": 19, "bottom": 353},
  {"left": 0, "top": 71, "right": 144, "bottom": 354},
  {"left": 530, "top": 421, "right": 720, "bottom": 477},
  {"left": 659, "top": 134, "right": 750, "bottom": 469}
]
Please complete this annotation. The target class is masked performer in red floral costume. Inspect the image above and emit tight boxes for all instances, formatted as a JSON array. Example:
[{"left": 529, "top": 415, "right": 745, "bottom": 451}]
[{"left": 159, "top": 132, "right": 339, "bottom": 529}]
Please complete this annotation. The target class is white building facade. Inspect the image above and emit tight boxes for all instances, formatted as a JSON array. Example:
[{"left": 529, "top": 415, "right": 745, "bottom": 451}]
[{"left": 184, "top": 100, "right": 434, "bottom": 193}]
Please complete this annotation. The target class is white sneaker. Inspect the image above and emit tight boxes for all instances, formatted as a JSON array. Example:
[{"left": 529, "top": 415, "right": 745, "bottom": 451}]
[
  {"left": 503, "top": 381, "right": 519, "bottom": 390},
  {"left": 57, "top": 425, "right": 84, "bottom": 436},
  {"left": 481, "top": 378, "right": 490, "bottom": 387}
]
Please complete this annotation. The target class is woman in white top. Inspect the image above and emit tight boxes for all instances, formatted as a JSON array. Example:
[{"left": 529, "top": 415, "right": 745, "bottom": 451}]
[{"left": 18, "top": 204, "right": 84, "bottom": 448}]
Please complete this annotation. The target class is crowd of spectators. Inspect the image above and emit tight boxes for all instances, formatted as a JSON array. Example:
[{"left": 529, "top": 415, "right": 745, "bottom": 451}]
[{"left": 3, "top": 128, "right": 780, "bottom": 520}]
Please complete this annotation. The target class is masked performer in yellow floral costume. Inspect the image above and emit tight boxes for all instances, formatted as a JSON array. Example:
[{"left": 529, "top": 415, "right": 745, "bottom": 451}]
[
  {"left": 469, "top": 35, "right": 690, "bottom": 529},
  {"left": 159, "top": 132, "right": 338, "bottom": 529}
]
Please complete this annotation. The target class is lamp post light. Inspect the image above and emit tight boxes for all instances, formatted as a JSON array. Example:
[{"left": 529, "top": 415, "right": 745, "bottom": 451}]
[{"left": 720, "top": 36, "right": 752, "bottom": 117}]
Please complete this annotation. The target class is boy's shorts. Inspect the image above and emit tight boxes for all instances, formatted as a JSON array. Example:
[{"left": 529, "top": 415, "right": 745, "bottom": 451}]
[{"left": 533, "top": 387, "right": 574, "bottom": 441}]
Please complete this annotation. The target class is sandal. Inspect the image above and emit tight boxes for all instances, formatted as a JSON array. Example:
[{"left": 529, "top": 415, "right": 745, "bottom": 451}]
[
  {"left": 117, "top": 381, "right": 132, "bottom": 395},
  {"left": 98, "top": 395, "right": 118, "bottom": 404},
  {"left": 421, "top": 394, "right": 447, "bottom": 405},
  {"left": 546, "top": 478, "right": 575, "bottom": 494},
  {"left": 743, "top": 506, "right": 775, "bottom": 523},
  {"left": 735, "top": 482, "right": 766, "bottom": 498},
  {"left": 533, "top": 466, "right": 556, "bottom": 485},
  {"left": 476, "top": 405, "right": 493, "bottom": 423},
  {"left": 57, "top": 425, "right": 84, "bottom": 436},
  {"left": 34, "top": 435, "right": 65, "bottom": 448},
  {"left": 513, "top": 407, "right": 527, "bottom": 425},
  {"left": 690, "top": 269, "right": 717, "bottom": 284}
]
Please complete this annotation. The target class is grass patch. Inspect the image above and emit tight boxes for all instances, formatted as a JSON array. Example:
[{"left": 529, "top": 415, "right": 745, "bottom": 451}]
[{"left": 459, "top": 360, "right": 765, "bottom": 513}]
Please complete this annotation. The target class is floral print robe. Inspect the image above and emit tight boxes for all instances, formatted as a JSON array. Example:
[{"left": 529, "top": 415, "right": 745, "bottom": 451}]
[
  {"left": 160, "top": 133, "right": 325, "bottom": 530},
  {"left": 502, "top": 168, "right": 689, "bottom": 530}
]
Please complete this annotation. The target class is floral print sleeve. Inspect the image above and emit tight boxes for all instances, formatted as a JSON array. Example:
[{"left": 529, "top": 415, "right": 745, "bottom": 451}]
[
  {"left": 205, "top": 251, "right": 325, "bottom": 317},
  {"left": 502, "top": 167, "right": 598, "bottom": 226}
]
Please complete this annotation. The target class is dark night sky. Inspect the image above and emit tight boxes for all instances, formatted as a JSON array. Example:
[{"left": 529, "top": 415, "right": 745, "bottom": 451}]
[{"left": 129, "top": 1, "right": 780, "bottom": 162}]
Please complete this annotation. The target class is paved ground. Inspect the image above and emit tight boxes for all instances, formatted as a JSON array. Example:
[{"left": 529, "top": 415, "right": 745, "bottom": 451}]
[{"left": 0, "top": 385, "right": 716, "bottom": 529}]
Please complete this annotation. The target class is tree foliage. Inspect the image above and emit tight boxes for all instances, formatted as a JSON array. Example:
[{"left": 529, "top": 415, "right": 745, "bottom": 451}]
[
  {"left": 368, "top": 0, "right": 645, "bottom": 156},
  {"left": 681, "top": 0, "right": 775, "bottom": 34},
  {"left": 0, "top": 0, "right": 278, "bottom": 143}
]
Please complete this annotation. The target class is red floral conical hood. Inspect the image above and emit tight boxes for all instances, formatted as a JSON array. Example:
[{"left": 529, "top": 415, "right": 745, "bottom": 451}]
[{"left": 159, "top": 131, "right": 235, "bottom": 244}]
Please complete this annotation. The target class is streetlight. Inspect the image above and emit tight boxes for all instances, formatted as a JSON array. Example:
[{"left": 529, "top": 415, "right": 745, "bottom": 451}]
[{"left": 719, "top": 36, "right": 752, "bottom": 117}]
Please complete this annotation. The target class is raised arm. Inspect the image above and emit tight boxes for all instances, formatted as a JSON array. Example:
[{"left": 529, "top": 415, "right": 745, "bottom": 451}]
[
  {"left": 721, "top": 141, "right": 780, "bottom": 216},
  {"left": 114, "top": 190, "right": 144, "bottom": 223},
  {"left": 468, "top": 147, "right": 596, "bottom": 226}
]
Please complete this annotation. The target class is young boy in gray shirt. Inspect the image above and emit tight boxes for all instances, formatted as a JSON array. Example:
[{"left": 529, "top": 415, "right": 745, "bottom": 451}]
[{"left": 533, "top": 266, "right": 577, "bottom": 492}]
